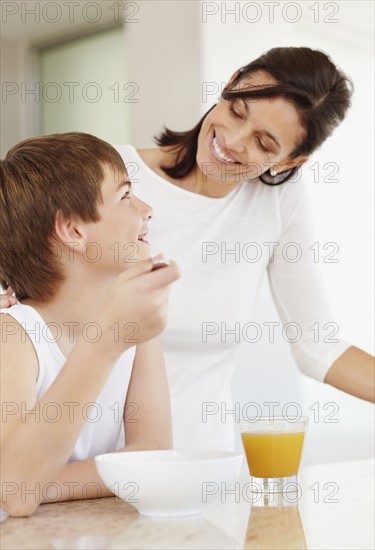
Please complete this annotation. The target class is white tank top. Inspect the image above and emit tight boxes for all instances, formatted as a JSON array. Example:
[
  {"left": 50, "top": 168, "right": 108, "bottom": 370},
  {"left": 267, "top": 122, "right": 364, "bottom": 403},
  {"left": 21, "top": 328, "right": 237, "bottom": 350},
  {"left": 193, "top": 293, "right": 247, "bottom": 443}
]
[{"left": 0, "top": 304, "right": 136, "bottom": 461}]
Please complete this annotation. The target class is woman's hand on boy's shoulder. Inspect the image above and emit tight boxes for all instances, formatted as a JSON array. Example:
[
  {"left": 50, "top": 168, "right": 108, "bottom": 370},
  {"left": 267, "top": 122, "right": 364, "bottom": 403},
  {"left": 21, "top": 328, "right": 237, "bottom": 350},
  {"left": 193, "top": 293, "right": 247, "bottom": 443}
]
[{"left": 0, "top": 287, "right": 17, "bottom": 308}]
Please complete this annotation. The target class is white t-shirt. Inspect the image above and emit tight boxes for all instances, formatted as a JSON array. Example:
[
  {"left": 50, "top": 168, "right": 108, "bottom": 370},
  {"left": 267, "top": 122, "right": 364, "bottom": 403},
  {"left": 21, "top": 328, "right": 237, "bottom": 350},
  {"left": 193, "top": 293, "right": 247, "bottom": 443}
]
[
  {"left": 117, "top": 145, "right": 352, "bottom": 451},
  {"left": 0, "top": 304, "right": 136, "bottom": 461}
]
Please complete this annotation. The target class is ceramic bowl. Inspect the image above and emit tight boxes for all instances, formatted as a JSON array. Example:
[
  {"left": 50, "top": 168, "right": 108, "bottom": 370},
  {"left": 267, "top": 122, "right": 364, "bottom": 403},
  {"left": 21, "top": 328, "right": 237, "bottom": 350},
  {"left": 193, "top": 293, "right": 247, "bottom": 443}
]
[{"left": 95, "top": 449, "right": 243, "bottom": 517}]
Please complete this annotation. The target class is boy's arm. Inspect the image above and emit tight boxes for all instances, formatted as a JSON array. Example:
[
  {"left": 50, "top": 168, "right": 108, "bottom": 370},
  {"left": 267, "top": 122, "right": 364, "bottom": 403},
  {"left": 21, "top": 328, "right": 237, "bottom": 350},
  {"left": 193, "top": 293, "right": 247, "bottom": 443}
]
[
  {"left": 0, "top": 316, "right": 127, "bottom": 516},
  {"left": 40, "top": 336, "right": 172, "bottom": 504},
  {"left": 1, "top": 260, "right": 179, "bottom": 515},
  {"left": 122, "top": 336, "right": 172, "bottom": 451}
]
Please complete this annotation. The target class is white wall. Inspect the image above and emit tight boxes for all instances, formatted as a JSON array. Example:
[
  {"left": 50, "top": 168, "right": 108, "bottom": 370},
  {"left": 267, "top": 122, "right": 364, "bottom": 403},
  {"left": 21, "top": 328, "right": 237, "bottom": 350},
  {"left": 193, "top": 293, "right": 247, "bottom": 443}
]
[
  {"left": 40, "top": 26, "right": 129, "bottom": 144},
  {"left": 200, "top": 0, "right": 374, "bottom": 463},
  {"left": 0, "top": 1, "right": 203, "bottom": 151},
  {"left": 0, "top": 38, "right": 37, "bottom": 156},
  {"left": 0, "top": 0, "right": 122, "bottom": 156},
  {"left": 124, "top": 0, "right": 202, "bottom": 147}
]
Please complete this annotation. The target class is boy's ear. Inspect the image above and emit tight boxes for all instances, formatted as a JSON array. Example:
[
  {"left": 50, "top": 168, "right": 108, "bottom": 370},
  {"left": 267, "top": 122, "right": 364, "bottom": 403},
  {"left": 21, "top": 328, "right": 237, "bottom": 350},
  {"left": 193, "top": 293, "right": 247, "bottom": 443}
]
[{"left": 54, "top": 210, "right": 86, "bottom": 253}]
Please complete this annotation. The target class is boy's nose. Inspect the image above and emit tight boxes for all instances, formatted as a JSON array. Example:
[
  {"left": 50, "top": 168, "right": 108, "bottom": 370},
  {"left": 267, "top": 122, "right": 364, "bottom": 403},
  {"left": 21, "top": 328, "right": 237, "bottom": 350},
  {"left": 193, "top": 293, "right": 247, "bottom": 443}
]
[{"left": 141, "top": 200, "right": 154, "bottom": 221}]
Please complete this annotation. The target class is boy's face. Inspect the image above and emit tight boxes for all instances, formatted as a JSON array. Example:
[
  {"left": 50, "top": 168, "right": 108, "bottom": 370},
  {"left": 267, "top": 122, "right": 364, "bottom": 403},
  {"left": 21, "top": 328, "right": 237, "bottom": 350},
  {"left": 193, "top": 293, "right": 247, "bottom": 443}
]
[{"left": 80, "top": 164, "right": 153, "bottom": 271}]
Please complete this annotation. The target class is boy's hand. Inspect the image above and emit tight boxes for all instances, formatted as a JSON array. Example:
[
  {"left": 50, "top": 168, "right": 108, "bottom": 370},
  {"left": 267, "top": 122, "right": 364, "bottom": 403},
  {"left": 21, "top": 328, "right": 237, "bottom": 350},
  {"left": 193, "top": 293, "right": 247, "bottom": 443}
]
[
  {"left": 90, "top": 256, "right": 180, "bottom": 356},
  {"left": 0, "top": 286, "right": 17, "bottom": 308}
]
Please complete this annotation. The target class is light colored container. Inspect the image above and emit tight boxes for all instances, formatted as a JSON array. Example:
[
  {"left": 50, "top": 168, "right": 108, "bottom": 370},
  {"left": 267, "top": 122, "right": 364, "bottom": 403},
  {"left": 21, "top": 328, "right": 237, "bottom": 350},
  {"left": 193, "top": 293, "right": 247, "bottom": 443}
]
[
  {"left": 240, "top": 416, "right": 309, "bottom": 493},
  {"left": 95, "top": 449, "right": 243, "bottom": 517}
]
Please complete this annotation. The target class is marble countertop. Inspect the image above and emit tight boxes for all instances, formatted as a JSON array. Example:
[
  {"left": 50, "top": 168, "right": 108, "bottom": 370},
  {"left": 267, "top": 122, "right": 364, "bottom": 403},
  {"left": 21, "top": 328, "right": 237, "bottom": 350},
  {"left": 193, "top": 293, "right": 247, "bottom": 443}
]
[{"left": 1, "top": 458, "right": 374, "bottom": 549}]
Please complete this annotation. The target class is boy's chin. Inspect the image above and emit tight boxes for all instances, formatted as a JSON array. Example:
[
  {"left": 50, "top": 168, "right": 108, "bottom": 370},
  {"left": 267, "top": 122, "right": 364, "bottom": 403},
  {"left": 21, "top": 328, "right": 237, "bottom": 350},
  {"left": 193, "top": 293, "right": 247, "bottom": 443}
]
[
  {"left": 107, "top": 246, "right": 151, "bottom": 269},
  {"left": 138, "top": 249, "right": 151, "bottom": 261},
  {"left": 132, "top": 251, "right": 152, "bottom": 265}
]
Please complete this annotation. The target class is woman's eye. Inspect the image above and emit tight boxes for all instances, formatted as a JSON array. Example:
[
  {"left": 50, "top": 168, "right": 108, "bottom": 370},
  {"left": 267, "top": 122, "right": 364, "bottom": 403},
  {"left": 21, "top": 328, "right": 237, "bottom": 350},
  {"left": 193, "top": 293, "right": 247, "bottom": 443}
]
[
  {"left": 256, "top": 138, "right": 270, "bottom": 154},
  {"left": 229, "top": 104, "right": 243, "bottom": 119}
]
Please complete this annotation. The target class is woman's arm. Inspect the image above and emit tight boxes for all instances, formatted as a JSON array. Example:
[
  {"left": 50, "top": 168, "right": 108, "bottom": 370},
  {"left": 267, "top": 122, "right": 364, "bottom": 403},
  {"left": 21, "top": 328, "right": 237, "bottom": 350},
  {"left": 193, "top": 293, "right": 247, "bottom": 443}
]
[
  {"left": 324, "top": 346, "right": 375, "bottom": 402},
  {"left": 267, "top": 178, "right": 374, "bottom": 400},
  {"left": 0, "top": 286, "right": 16, "bottom": 307}
]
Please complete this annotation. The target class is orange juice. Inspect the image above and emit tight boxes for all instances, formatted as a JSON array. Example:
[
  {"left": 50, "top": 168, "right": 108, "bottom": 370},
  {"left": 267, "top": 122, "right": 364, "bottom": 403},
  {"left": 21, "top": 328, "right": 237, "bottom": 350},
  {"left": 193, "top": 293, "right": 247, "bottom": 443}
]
[{"left": 241, "top": 431, "right": 305, "bottom": 478}]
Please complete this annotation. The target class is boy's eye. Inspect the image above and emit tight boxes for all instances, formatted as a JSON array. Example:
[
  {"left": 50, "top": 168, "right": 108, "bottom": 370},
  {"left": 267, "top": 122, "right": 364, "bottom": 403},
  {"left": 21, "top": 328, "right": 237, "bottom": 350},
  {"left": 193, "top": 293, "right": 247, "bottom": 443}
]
[{"left": 121, "top": 190, "right": 132, "bottom": 200}]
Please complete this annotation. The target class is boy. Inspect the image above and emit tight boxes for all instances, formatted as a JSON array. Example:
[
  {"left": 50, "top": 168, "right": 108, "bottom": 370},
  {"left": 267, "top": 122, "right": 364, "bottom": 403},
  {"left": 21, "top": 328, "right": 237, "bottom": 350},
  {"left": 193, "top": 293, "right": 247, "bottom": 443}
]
[{"left": 0, "top": 132, "right": 180, "bottom": 517}]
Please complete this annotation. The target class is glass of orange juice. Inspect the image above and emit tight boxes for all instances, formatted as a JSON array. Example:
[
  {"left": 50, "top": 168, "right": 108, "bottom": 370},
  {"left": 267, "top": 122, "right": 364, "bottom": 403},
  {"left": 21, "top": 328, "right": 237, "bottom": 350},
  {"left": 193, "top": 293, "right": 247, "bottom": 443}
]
[{"left": 240, "top": 416, "right": 308, "bottom": 493}]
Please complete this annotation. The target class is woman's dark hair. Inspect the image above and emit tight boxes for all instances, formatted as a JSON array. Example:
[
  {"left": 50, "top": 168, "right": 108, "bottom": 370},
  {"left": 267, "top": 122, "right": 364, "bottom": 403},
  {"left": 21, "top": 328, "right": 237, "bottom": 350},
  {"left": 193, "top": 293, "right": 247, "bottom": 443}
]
[{"left": 155, "top": 47, "right": 353, "bottom": 185}]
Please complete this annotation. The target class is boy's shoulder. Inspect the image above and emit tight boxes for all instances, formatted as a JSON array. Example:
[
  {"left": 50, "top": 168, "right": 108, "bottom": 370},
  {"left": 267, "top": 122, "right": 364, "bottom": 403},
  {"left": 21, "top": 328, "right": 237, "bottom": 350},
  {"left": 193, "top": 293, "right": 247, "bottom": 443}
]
[
  {"left": 0, "top": 310, "right": 38, "bottom": 380},
  {"left": 0, "top": 310, "right": 39, "bottom": 448}
]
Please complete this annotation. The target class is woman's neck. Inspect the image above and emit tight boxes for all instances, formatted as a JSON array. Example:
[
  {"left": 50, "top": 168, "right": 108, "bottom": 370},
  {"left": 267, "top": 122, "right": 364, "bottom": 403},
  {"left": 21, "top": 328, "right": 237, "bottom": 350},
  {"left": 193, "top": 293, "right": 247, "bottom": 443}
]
[{"left": 136, "top": 146, "right": 240, "bottom": 198}]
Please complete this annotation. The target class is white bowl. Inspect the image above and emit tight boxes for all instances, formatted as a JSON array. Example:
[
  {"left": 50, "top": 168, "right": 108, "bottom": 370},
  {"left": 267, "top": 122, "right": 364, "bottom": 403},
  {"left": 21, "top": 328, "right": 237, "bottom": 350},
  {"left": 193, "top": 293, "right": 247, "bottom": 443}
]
[{"left": 95, "top": 449, "right": 243, "bottom": 517}]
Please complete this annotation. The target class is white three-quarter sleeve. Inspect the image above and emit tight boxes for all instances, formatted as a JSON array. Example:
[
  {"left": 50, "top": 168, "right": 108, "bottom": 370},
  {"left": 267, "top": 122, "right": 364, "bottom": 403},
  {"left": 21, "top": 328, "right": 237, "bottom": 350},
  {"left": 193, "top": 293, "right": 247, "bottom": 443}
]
[{"left": 267, "top": 178, "right": 352, "bottom": 381}]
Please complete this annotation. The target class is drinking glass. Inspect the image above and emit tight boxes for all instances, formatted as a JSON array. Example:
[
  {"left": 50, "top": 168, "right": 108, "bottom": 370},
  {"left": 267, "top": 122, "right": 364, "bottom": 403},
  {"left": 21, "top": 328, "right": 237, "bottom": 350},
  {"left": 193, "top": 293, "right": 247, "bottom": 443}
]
[{"left": 240, "top": 416, "right": 308, "bottom": 493}]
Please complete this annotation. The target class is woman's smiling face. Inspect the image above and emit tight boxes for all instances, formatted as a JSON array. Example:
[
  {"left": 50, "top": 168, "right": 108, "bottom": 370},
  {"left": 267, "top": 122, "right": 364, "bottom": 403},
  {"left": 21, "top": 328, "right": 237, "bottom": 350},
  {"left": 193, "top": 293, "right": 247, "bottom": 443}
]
[{"left": 196, "top": 71, "right": 307, "bottom": 185}]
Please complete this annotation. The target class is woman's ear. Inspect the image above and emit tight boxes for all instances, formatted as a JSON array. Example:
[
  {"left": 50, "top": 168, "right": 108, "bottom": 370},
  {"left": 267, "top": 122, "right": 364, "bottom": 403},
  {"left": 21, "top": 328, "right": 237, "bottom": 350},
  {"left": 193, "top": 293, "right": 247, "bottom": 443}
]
[
  {"left": 54, "top": 210, "right": 86, "bottom": 255},
  {"left": 271, "top": 155, "right": 309, "bottom": 175}
]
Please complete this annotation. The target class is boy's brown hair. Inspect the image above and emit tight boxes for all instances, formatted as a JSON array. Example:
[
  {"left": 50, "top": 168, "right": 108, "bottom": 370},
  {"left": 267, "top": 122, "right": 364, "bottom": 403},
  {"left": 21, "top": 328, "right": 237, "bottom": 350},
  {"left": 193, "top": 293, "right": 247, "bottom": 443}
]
[{"left": 0, "top": 132, "right": 126, "bottom": 302}]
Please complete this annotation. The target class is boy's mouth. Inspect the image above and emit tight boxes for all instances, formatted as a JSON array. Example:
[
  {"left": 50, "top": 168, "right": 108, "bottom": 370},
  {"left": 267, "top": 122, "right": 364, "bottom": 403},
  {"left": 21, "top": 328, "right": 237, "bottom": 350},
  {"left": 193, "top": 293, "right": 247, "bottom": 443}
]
[{"left": 138, "top": 233, "right": 149, "bottom": 244}]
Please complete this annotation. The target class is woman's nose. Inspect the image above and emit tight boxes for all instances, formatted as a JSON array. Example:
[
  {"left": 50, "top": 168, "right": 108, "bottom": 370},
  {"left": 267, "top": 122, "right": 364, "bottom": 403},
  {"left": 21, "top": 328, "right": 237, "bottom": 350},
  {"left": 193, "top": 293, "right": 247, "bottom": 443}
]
[{"left": 225, "top": 131, "right": 247, "bottom": 154}]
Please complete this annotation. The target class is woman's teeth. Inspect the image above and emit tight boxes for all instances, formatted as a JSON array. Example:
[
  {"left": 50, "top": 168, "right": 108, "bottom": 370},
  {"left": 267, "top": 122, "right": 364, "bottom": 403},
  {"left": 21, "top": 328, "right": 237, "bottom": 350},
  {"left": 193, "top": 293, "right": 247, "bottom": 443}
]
[{"left": 212, "top": 137, "right": 237, "bottom": 163}]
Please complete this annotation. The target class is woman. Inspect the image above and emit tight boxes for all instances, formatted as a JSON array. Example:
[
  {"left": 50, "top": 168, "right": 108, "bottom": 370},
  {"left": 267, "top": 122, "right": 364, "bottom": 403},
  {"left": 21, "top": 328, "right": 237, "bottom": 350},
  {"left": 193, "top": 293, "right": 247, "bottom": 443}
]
[{"left": 2, "top": 47, "right": 374, "bottom": 452}]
